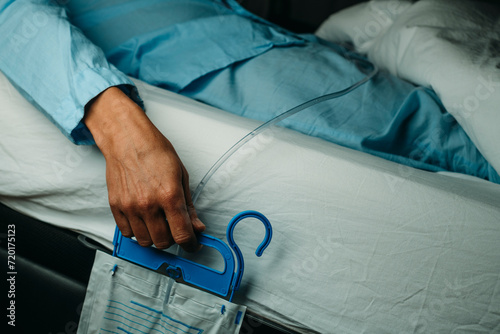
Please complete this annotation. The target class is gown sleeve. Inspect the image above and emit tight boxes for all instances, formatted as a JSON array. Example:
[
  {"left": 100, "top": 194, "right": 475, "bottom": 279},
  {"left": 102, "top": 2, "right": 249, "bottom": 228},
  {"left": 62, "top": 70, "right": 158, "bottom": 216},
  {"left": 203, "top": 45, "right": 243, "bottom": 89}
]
[{"left": 0, "top": 0, "right": 143, "bottom": 144}]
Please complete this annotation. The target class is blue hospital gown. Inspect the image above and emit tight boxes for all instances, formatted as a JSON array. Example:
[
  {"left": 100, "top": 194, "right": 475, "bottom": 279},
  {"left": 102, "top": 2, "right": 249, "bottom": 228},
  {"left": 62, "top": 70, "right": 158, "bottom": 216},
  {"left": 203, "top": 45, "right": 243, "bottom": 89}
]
[{"left": 0, "top": 0, "right": 498, "bottom": 182}]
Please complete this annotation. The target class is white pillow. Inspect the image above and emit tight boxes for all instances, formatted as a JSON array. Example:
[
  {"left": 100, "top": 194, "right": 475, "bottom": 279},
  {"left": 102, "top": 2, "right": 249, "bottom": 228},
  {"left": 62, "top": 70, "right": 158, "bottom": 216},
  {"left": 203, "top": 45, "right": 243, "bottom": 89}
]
[
  {"left": 316, "top": 0, "right": 500, "bottom": 176},
  {"left": 315, "top": 0, "right": 414, "bottom": 54}
]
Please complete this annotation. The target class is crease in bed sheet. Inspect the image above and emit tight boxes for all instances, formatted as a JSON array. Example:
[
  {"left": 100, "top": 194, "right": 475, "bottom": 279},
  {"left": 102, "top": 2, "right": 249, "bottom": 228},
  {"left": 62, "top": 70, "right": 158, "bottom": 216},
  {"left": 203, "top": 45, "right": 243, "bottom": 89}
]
[
  {"left": 1, "top": 73, "right": 500, "bottom": 333},
  {"left": 65, "top": 0, "right": 499, "bottom": 182}
]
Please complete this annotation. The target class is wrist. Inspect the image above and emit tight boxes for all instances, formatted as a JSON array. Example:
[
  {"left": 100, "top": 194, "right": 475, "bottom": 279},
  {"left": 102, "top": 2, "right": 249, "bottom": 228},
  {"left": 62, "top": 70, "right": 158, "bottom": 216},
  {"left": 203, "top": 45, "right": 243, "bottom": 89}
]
[{"left": 84, "top": 86, "right": 148, "bottom": 154}]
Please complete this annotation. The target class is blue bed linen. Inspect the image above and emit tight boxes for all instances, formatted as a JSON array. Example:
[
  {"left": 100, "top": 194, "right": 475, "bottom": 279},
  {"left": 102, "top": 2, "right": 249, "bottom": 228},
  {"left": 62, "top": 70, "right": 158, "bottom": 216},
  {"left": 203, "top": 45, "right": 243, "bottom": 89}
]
[
  {"left": 67, "top": 0, "right": 304, "bottom": 92},
  {"left": 66, "top": 0, "right": 499, "bottom": 182}
]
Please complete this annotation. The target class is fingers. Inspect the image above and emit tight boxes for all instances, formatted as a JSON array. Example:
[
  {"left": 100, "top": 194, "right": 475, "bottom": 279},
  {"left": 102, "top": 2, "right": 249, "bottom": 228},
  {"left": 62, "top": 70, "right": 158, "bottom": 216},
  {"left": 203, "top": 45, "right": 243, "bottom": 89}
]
[
  {"left": 110, "top": 179, "right": 203, "bottom": 252},
  {"left": 112, "top": 198, "right": 176, "bottom": 249}
]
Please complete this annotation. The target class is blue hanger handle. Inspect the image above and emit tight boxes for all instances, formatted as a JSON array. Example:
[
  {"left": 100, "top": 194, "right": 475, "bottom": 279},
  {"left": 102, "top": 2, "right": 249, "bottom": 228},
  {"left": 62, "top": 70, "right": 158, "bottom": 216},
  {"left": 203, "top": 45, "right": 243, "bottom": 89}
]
[
  {"left": 112, "top": 210, "right": 273, "bottom": 301},
  {"left": 113, "top": 229, "right": 236, "bottom": 297}
]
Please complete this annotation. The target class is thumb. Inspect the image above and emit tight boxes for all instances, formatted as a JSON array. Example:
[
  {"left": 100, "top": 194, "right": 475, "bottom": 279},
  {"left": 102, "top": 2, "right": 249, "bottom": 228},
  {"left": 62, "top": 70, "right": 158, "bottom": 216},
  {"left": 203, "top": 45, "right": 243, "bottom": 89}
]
[{"left": 181, "top": 165, "right": 206, "bottom": 233}]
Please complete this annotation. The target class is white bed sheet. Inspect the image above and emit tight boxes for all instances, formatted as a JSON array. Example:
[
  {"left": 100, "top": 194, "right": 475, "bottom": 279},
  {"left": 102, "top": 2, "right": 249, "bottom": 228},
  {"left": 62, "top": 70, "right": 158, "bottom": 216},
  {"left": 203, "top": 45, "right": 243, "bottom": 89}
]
[{"left": 1, "top": 72, "right": 500, "bottom": 333}]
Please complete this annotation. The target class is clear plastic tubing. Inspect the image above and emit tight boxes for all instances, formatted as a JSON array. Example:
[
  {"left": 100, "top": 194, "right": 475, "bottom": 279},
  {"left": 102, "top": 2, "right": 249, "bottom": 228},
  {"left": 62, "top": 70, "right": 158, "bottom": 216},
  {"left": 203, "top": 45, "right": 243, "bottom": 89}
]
[{"left": 192, "top": 57, "right": 379, "bottom": 205}]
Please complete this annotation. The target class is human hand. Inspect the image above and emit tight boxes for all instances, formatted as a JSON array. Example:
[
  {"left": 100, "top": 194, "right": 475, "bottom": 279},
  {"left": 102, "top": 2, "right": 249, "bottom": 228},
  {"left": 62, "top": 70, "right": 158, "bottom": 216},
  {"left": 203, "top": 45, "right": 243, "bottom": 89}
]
[{"left": 84, "top": 87, "right": 205, "bottom": 251}]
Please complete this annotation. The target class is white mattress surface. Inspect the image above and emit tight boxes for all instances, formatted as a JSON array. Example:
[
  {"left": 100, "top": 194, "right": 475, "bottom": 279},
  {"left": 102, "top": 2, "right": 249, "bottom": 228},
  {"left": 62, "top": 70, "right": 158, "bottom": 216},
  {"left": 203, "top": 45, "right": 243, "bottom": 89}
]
[{"left": 1, "top": 72, "right": 500, "bottom": 333}]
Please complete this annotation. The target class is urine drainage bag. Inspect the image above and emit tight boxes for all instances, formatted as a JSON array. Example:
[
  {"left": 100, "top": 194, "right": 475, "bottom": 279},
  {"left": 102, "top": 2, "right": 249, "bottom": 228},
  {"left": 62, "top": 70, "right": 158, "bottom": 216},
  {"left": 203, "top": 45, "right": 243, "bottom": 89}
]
[{"left": 77, "top": 251, "right": 246, "bottom": 334}]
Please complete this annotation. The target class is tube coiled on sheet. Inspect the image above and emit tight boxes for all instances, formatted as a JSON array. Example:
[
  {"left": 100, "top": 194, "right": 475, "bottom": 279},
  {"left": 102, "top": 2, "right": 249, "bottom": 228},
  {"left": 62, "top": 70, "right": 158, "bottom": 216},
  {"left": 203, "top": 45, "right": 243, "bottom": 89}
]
[{"left": 192, "top": 55, "right": 378, "bottom": 205}]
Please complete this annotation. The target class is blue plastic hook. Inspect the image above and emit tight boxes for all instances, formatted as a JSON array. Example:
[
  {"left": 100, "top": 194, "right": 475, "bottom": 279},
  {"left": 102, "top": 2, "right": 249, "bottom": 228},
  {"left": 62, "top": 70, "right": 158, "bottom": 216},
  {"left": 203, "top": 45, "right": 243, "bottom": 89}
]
[{"left": 226, "top": 210, "right": 273, "bottom": 301}]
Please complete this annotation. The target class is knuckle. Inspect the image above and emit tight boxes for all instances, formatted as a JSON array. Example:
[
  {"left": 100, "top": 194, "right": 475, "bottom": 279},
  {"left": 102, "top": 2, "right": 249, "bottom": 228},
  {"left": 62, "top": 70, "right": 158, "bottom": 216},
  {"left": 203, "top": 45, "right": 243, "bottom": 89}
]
[
  {"left": 154, "top": 240, "right": 172, "bottom": 250},
  {"left": 119, "top": 195, "right": 156, "bottom": 214},
  {"left": 159, "top": 186, "right": 177, "bottom": 202},
  {"left": 118, "top": 198, "right": 135, "bottom": 213},
  {"left": 136, "top": 195, "right": 155, "bottom": 212},
  {"left": 137, "top": 239, "right": 153, "bottom": 247},
  {"left": 122, "top": 231, "right": 134, "bottom": 238},
  {"left": 108, "top": 196, "right": 121, "bottom": 209},
  {"left": 173, "top": 232, "right": 194, "bottom": 247},
  {"left": 118, "top": 225, "right": 133, "bottom": 238}
]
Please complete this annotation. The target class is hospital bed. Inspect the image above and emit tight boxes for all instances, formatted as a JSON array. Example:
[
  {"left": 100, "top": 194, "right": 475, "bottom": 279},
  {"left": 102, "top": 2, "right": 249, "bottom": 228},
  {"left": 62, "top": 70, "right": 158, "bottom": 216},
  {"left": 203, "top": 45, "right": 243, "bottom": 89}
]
[{"left": 1, "top": 0, "right": 500, "bottom": 333}]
